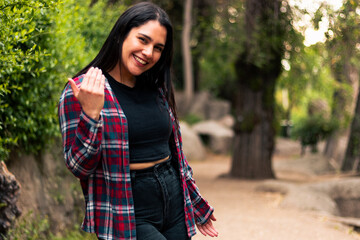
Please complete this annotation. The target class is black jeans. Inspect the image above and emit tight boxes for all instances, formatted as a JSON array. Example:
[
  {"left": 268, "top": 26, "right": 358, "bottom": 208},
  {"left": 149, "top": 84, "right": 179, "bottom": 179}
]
[{"left": 130, "top": 159, "right": 191, "bottom": 240}]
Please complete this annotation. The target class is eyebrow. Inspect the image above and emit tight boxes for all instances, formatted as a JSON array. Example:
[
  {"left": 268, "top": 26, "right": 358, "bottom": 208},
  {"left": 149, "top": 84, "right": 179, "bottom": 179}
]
[{"left": 139, "top": 33, "right": 165, "bottom": 47}]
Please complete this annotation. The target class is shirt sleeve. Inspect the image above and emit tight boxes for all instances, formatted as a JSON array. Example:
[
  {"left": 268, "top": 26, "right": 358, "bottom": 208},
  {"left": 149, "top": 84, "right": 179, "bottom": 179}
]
[
  {"left": 179, "top": 129, "right": 214, "bottom": 225},
  {"left": 58, "top": 80, "right": 103, "bottom": 179}
]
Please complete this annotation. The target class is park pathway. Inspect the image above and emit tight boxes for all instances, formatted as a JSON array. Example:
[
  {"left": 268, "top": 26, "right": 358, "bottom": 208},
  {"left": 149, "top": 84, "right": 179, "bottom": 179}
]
[{"left": 190, "top": 151, "right": 360, "bottom": 240}]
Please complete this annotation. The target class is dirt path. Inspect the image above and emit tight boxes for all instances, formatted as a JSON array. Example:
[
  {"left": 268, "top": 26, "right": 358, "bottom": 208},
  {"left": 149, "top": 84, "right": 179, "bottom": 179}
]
[{"left": 190, "top": 144, "right": 360, "bottom": 240}]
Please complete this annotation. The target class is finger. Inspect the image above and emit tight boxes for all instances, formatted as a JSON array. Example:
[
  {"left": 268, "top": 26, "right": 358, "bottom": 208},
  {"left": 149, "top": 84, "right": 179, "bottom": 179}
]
[
  {"left": 99, "top": 73, "right": 105, "bottom": 92},
  {"left": 90, "top": 67, "right": 101, "bottom": 91},
  {"left": 202, "top": 224, "right": 215, "bottom": 237},
  {"left": 85, "top": 67, "right": 96, "bottom": 91},
  {"left": 68, "top": 78, "right": 79, "bottom": 97},
  {"left": 94, "top": 68, "right": 103, "bottom": 92},
  {"left": 82, "top": 67, "right": 94, "bottom": 90},
  {"left": 210, "top": 214, "right": 217, "bottom": 221},
  {"left": 89, "top": 67, "right": 98, "bottom": 90},
  {"left": 197, "top": 225, "right": 207, "bottom": 236},
  {"left": 204, "top": 223, "right": 218, "bottom": 237},
  {"left": 202, "top": 220, "right": 218, "bottom": 237}
]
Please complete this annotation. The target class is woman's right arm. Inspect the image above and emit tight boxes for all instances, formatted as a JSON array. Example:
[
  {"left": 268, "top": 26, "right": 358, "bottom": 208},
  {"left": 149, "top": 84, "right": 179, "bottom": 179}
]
[{"left": 58, "top": 67, "right": 105, "bottom": 179}]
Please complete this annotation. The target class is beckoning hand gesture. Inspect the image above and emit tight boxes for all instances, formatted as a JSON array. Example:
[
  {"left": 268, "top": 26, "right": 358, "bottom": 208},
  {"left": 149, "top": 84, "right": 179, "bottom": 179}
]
[{"left": 68, "top": 67, "right": 105, "bottom": 121}]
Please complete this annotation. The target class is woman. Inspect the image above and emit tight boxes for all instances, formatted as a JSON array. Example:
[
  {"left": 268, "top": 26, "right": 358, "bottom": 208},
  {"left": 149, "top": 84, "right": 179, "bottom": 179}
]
[{"left": 58, "top": 2, "right": 217, "bottom": 240}]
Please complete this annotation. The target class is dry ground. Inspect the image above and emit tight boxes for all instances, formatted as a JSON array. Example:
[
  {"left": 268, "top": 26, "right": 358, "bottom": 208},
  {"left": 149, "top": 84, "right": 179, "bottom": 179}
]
[{"left": 190, "top": 138, "right": 360, "bottom": 240}]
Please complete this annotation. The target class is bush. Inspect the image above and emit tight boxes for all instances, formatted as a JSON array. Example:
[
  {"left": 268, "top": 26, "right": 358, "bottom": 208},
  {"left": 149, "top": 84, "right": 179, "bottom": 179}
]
[
  {"left": 0, "top": 0, "right": 61, "bottom": 159},
  {"left": 0, "top": 0, "right": 126, "bottom": 160},
  {"left": 291, "top": 114, "right": 338, "bottom": 153}
]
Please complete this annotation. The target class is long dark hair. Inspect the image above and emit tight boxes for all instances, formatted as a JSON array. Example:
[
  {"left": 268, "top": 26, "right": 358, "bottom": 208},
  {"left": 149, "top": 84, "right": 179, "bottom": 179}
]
[{"left": 74, "top": 2, "right": 178, "bottom": 126}]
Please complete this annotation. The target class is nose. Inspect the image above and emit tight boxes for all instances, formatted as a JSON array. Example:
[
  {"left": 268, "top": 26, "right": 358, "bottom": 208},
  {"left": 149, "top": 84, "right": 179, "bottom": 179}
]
[{"left": 142, "top": 45, "right": 153, "bottom": 59}]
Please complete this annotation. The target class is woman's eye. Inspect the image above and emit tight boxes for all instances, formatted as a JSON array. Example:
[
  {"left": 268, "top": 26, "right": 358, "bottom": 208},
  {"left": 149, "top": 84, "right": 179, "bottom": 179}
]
[
  {"left": 155, "top": 46, "right": 163, "bottom": 52},
  {"left": 138, "top": 37, "right": 146, "bottom": 43}
]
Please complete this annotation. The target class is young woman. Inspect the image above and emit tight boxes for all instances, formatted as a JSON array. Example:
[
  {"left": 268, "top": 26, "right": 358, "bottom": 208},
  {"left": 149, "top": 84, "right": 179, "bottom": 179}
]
[{"left": 58, "top": 2, "right": 217, "bottom": 240}]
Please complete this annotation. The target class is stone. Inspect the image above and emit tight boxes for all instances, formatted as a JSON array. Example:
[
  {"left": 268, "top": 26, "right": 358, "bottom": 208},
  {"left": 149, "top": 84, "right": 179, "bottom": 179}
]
[
  {"left": 192, "top": 120, "right": 234, "bottom": 154},
  {"left": 188, "top": 91, "right": 211, "bottom": 120},
  {"left": 0, "top": 161, "right": 21, "bottom": 238},
  {"left": 206, "top": 99, "right": 231, "bottom": 120},
  {"left": 218, "top": 115, "right": 235, "bottom": 128},
  {"left": 179, "top": 122, "right": 206, "bottom": 161},
  {"left": 257, "top": 178, "right": 360, "bottom": 219}
]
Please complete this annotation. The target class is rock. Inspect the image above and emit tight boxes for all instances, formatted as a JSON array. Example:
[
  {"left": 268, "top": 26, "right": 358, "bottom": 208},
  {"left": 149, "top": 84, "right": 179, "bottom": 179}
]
[
  {"left": 256, "top": 178, "right": 360, "bottom": 218},
  {"left": 218, "top": 115, "right": 235, "bottom": 128},
  {"left": 192, "top": 120, "right": 234, "bottom": 154},
  {"left": 0, "top": 161, "right": 21, "bottom": 238},
  {"left": 7, "top": 144, "right": 82, "bottom": 234},
  {"left": 175, "top": 91, "right": 232, "bottom": 121},
  {"left": 179, "top": 122, "right": 206, "bottom": 161},
  {"left": 188, "top": 91, "right": 211, "bottom": 120},
  {"left": 205, "top": 99, "right": 231, "bottom": 120},
  {"left": 281, "top": 188, "right": 339, "bottom": 216}
]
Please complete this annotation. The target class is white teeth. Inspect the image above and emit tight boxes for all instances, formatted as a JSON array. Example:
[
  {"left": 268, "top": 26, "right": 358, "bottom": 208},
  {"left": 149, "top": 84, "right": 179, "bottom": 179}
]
[{"left": 134, "top": 55, "right": 147, "bottom": 65}]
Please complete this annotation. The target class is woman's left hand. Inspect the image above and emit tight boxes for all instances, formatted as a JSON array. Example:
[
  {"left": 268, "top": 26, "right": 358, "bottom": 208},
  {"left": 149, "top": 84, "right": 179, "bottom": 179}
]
[{"left": 196, "top": 214, "right": 218, "bottom": 237}]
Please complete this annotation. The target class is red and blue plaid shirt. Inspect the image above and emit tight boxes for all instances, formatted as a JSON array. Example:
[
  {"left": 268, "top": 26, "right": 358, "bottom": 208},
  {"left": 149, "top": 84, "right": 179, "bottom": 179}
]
[{"left": 58, "top": 75, "right": 214, "bottom": 240}]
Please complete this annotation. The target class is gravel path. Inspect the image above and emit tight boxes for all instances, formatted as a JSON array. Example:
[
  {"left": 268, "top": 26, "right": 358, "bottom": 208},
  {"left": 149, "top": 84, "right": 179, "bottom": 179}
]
[{"left": 190, "top": 152, "right": 360, "bottom": 240}]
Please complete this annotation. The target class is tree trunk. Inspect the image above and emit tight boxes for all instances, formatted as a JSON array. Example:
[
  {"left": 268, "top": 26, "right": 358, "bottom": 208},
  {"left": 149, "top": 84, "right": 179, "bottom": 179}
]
[
  {"left": 323, "top": 1, "right": 360, "bottom": 162},
  {"left": 231, "top": 83, "right": 275, "bottom": 178},
  {"left": 324, "top": 62, "right": 359, "bottom": 162},
  {"left": 230, "top": 0, "right": 285, "bottom": 179},
  {"left": 182, "top": 0, "right": 194, "bottom": 105},
  {"left": 342, "top": 68, "right": 360, "bottom": 172}
]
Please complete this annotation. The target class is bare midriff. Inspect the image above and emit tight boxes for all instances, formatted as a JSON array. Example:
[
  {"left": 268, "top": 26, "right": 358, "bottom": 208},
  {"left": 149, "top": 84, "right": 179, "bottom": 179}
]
[{"left": 129, "top": 155, "right": 170, "bottom": 170}]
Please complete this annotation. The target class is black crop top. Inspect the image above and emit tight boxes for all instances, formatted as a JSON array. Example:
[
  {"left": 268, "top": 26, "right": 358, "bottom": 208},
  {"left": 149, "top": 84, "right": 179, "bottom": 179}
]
[{"left": 105, "top": 73, "right": 172, "bottom": 163}]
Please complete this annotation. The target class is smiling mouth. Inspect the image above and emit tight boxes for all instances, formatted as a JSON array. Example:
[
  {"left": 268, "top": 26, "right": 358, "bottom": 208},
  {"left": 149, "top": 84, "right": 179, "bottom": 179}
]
[{"left": 133, "top": 55, "right": 148, "bottom": 65}]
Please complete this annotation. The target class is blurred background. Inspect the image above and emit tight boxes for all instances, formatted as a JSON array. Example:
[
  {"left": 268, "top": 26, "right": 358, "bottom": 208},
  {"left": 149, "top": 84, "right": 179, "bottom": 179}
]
[{"left": 1, "top": 0, "right": 360, "bottom": 239}]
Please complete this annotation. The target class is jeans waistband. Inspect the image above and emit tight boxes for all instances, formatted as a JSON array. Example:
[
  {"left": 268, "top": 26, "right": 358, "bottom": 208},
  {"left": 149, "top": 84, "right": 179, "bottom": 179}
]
[{"left": 130, "top": 157, "right": 173, "bottom": 176}]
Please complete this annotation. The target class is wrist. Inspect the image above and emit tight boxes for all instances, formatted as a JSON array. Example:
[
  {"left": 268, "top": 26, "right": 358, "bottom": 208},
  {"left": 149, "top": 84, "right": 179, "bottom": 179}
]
[{"left": 83, "top": 109, "right": 101, "bottom": 121}]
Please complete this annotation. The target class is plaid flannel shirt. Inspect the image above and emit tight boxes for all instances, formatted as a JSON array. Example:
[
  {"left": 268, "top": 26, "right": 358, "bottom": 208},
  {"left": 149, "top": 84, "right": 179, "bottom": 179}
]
[{"left": 58, "top": 75, "right": 214, "bottom": 240}]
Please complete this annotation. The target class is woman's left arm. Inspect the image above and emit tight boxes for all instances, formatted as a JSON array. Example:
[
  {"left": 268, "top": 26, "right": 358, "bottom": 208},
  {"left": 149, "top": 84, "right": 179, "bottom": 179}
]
[{"left": 183, "top": 161, "right": 218, "bottom": 237}]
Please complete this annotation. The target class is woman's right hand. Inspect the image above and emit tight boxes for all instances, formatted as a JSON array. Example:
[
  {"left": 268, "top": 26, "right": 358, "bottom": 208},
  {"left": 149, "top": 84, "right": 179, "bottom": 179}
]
[{"left": 68, "top": 67, "right": 105, "bottom": 121}]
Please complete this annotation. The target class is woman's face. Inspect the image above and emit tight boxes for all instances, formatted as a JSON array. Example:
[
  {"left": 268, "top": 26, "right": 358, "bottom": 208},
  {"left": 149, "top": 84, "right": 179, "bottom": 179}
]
[{"left": 120, "top": 20, "right": 167, "bottom": 81}]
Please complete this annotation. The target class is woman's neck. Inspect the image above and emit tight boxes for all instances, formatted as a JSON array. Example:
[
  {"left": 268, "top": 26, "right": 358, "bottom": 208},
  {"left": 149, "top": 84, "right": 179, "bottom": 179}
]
[{"left": 108, "top": 65, "right": 136, "bottom": 88}]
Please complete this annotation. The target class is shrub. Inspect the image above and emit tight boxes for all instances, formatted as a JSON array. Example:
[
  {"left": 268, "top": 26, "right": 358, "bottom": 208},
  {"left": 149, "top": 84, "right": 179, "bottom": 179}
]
[
  {"left": 0, "top": 0, "right": 125, "bottom": 160},
  {"left": 291, "top": 114, "right": 338, "bottom": 153}
]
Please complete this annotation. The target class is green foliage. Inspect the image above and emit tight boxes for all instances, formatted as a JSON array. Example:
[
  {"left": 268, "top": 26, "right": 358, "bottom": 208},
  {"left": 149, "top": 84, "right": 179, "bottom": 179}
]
[
  {"left": 0, "top": 0, "right": 59, "bottom": 159},
  {"left": 324, "top": 0, "right": 360, "bottom": 129},
  {"left": 0, "top": 0, "right": 125, "bottom": 161},
  {"left": 291, "top": 114, "right": 338, "bottom": 152},
  {"left": 197, "top": 2, "right": 244, "bottom": 98},
  {"left": 51, "top": 230, "right": 97, "bottom": 240},
  {"left": 277, "top": 44, "right": 335, "bottom": 120},
  {"left": 181, "top": 113, "right": 203, "bottom": 125},
  {"left": 4, "top": 212, "right": 50, "bottom": 240},
  {"left": 4, "top": 211, "right": 97, "bottom": 240},
  {"left": 52, "top": 0, "right": 124, "bottom": 79}
]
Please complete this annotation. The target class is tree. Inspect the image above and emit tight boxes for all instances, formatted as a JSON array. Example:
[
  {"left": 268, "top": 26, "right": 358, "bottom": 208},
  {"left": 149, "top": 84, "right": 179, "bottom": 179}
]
[
  {"left": 230, "top": 0, "right": 289, "bottom": 179},
  {"left": 343, "top": 79, "right": 360, "bottom": 172},
  {"left": 339, "top": 0, "right": 360, "bottom": 172},
  {"left": 323, "top": 0, "right": 360, "bottom": 161},
  {"left": 182, "top": 0, "right": 194, "bottom": 105}
]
